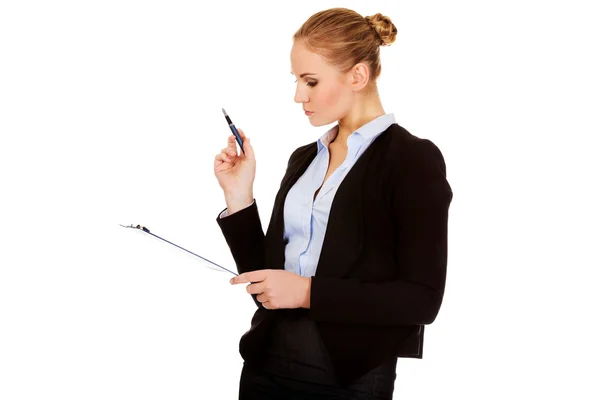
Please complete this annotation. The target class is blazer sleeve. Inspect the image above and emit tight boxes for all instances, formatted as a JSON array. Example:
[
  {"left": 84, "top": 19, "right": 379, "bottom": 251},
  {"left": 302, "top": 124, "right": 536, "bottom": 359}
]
[
  {"left": 308, "top": 139, "right": 453, "bottom": 326},
  {"left": 215, "top": 149, "right": 301, "bottom": 307}
]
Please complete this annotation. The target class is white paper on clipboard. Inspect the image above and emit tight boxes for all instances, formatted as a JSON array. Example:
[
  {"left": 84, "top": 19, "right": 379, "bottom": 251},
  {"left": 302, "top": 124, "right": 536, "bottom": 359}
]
[{"left": 119, "top": 224, "right": 239, "bottom": 276}]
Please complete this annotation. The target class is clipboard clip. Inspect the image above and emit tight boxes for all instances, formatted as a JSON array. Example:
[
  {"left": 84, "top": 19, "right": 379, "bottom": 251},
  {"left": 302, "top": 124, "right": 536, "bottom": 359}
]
[{"left": 119, "top": 223, "right": 150, "bottom": 233}]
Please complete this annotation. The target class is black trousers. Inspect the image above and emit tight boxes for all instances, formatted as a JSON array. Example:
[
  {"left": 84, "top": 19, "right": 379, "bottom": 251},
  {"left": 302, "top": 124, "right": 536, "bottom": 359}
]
[
  {"left": 238, "top": 309, "right": 398, "bottom": 399},
  {"left": 238, "top": 358, "right": 397, "bottom": 400}
]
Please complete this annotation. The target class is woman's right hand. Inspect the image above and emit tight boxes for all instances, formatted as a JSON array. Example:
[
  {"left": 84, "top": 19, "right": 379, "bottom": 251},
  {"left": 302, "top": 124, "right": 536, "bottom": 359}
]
[{"left": 213, "top": 128, "right": 256, "bottom": 197}]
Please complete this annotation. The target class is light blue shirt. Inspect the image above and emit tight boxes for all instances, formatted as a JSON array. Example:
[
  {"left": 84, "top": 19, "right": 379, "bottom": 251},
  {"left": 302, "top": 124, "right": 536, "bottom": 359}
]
[
  {"left": 219, "top": 113, "right": 397, "bottom": 277},
  {"left": 283, "top": 113, "right": 396, "bottom": 277}
]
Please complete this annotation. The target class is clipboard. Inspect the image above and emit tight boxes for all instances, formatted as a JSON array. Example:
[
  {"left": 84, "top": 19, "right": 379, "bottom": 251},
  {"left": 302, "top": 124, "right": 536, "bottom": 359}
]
[{"left": 119, "top": 224, "right": 239, "bottom": 276}]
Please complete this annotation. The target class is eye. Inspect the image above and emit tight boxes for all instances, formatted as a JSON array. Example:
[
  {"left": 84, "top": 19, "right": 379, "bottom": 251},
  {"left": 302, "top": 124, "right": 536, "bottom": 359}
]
[{"left": 294, "top": 80, "right": 318, "bottom": 87}]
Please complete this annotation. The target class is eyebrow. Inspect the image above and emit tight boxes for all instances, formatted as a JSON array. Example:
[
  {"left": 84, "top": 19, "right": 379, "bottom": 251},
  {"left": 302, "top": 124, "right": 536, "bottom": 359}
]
[{"left": 291, "top": 72, "right": 317, "bottom": 78}]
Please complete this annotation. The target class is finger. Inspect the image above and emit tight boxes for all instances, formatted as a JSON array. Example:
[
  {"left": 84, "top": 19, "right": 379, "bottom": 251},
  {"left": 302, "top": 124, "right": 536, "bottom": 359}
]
[
  {"left": 231, "top": 275, "right": 254, "bottom": 285},
  {"left": 256, "top": 293, "right": 267, "bottom": 303},
  {"left": 228, "top": 135, "right": 237, "bottom": 151},
  {"left": 222, "top": 146, "right": 236, "bottom": 157},
  {"left": 215, "top": 153, "right": 227, "bottom": 163},
  {"left": 231, "top": 270, "right": 264, "bottom": 285},
  {"left": 246, "top": 281, "right": 266, "bottom": 295},
  {"left": 236, "top": 128, "right": 248, "bottom": 153},
  {"left": 242, "top": 137, "right": 254, "bottom": 160}
]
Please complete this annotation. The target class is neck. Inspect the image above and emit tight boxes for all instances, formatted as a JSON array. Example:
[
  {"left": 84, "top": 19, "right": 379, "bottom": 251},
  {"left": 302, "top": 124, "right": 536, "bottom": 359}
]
[{"left": 334, "top": 89, "right": 385, "bottom": 146}]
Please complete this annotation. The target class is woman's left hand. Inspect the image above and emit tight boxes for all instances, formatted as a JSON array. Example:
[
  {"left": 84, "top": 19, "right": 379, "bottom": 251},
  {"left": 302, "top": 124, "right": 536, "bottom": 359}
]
[{"left": 230, "top": 269, "right": 311, "bottom": 310}]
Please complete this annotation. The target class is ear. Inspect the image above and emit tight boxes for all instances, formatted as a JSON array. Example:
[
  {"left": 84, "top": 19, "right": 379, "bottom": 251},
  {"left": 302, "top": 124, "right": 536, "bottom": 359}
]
[{"left": 350, "top": 62, "right": 370, "bottom": 91}]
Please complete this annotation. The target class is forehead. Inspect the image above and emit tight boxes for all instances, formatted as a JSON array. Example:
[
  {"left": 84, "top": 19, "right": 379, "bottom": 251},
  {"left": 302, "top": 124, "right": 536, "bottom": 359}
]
[{"left": 290, "top": 40, "right": 330, "bottom": 75}]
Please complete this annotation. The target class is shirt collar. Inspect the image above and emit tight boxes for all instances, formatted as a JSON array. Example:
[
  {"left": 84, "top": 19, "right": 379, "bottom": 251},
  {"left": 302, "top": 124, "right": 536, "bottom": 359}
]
[{"left": 317, "top": 113, "right": 396, "bottom": 152}]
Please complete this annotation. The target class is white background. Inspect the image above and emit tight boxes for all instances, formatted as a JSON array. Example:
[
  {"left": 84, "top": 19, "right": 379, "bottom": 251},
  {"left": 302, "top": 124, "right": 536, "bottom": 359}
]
[{"left": 1, "top": 0, "right": 599, "bottom": 398}]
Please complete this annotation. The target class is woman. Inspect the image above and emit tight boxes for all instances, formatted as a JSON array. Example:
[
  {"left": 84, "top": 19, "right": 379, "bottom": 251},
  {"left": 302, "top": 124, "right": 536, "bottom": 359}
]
[{"left": 213, "top": 7, "right": 453, "bottom": 400}]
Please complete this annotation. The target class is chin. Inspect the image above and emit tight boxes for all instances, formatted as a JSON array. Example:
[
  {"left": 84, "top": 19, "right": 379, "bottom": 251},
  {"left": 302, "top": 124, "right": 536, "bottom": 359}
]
[{"left": 309, "top": 116, "right": 333, "bottom": 127}]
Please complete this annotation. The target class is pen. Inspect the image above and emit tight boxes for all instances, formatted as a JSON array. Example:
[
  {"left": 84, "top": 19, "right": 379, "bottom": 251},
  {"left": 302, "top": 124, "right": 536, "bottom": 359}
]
[{"left": 222, "top": 108, "right": 245, "bottom": 154}]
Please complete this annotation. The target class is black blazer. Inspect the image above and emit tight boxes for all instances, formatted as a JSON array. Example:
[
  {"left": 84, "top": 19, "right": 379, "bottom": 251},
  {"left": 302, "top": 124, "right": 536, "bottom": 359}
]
[{"left": 216, "top": 123, "right": 453, "bottom": 386}]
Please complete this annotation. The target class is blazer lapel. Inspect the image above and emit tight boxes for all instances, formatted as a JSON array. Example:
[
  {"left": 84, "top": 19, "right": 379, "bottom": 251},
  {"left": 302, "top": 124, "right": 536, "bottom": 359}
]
[
  {"left": 265, "top": 138, "right": 375, "bottom": 278},
  {"left": 264, "top": 144, "right": 318, "bottom": 271},
  {"left": 314, "top": 146, "right": 371, "bottom": 278}
]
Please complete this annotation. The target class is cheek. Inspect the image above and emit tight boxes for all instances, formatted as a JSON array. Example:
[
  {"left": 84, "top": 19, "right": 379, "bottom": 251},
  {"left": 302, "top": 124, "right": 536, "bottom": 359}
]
[{"left": 319, "top": 85, "right": 345, "bottom": 109}]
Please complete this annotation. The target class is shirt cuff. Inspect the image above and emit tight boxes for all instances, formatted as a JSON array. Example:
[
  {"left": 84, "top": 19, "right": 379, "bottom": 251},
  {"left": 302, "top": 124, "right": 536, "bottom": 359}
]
[{"left": 219, "top": 199, "right": 256, "bottom": 219}]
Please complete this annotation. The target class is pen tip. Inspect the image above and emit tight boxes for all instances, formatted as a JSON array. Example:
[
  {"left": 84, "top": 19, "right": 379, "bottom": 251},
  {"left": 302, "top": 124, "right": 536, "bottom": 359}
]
[{"left": 222, "top": 108, "right": 227, "bottom": 116}]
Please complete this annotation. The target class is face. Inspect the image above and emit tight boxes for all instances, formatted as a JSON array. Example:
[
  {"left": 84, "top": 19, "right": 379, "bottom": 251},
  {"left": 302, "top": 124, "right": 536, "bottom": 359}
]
[{"left": 290, "top": 40, "right": 364, "bottom": 127}]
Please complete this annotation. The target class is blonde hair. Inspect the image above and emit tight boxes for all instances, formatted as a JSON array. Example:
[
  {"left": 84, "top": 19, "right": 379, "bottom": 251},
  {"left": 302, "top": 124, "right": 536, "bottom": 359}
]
[{"left": 293, "top": 8, "right": 398, "bottom": 85}]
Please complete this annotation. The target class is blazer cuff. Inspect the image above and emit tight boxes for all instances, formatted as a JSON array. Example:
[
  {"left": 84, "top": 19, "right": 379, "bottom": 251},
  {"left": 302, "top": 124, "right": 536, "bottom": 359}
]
[
  {"left": 219, "top": 199, "right": 256, "bottom": 219},
  {"left": 215, "top": 198, "right": 265, "bottom": 277}
]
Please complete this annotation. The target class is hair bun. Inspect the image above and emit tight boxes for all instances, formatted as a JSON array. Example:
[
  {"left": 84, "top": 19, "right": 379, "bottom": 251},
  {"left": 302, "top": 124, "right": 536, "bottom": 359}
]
[{"left": 365, "top": 13, "right": 398, "bottom": 46}]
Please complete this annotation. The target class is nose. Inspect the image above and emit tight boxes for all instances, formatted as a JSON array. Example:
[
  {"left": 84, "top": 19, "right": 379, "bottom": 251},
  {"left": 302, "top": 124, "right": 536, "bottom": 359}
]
[{"left": 294, "top": 83, "right": 308, "bottom": 104}]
